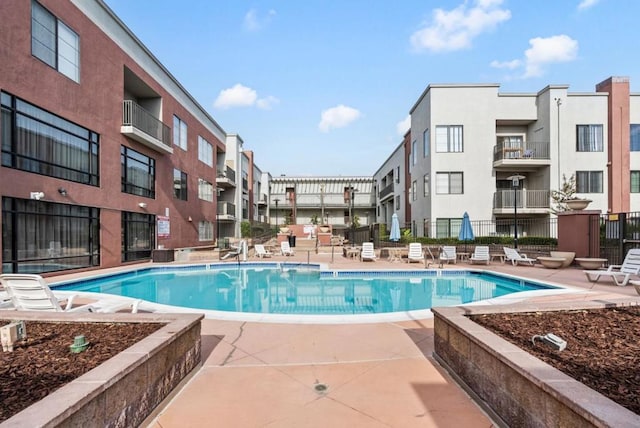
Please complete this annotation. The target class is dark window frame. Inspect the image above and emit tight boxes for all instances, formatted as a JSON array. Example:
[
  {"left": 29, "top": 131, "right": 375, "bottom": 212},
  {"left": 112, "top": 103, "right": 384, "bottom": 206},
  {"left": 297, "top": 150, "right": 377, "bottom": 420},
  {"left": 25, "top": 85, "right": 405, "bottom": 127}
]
[
  {"left": 173, "top": 168, "right": 188, "bottom": 200},
  {"left": 121, "top": 146, "right": 155, "bottom": 198},
  {"left": 121, "top": 211, "right": 155, "bottom": 262}
]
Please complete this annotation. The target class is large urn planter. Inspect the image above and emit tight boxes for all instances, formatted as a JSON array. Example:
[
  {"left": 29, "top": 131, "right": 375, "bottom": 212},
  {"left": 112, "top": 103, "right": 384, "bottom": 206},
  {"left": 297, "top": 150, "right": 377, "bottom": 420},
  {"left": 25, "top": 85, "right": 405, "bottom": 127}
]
[
  {"left": 279, "top": 226, "right": 289, "bottom": 234},
  {"left": 549, "top": 251, "right": 576, "bottom": 268},
  {"left": 565, "top": 199, "right": 592, "bottom": 210},
  {"left": 319, "top": 226, "right": 330, "bottom": 233}
]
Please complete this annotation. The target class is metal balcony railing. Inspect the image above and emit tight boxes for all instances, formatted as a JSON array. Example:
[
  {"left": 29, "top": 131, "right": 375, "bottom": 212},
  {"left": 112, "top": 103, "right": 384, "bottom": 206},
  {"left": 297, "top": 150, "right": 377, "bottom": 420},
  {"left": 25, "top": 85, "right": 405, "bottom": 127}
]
[
  {"left": 216, "top": 166, "right": 236, "bottom": 183},
  {"left": 217, "top": 202, "right": 236, "bottom": 216},
  {"left": 493, "top": 140, "right": 550, "bottom": 162},
  {"left": 122, "top": 100, "right": 171, "bottom": 148},
  {"left": 379, "top": 183, "right": 394, "bottom": 199},
  {"left": 493, "top": 190, "right": 550, "bottom": 209}
]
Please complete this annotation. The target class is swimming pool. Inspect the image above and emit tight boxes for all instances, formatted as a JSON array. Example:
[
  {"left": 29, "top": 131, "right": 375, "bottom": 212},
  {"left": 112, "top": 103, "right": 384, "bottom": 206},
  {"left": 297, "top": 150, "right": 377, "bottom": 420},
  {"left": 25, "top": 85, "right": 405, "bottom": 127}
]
[{"left": 53, "top": 263, "right": 559, "bottom": 318}]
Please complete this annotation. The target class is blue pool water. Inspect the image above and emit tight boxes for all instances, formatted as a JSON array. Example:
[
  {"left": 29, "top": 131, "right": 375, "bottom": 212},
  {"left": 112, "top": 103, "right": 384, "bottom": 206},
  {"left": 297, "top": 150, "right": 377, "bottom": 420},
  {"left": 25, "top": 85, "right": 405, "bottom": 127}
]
[{"left": 53, "top": 264, "right": 555, "bottom": 315}]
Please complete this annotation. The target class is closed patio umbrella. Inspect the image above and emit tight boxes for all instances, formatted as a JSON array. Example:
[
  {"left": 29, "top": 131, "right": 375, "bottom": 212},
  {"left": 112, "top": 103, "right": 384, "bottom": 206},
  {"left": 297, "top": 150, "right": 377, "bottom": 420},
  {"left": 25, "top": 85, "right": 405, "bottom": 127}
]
[
  {"left": 458, "top": 212, "right": 475, "bottom": 252},
  {"left": 389, "top": 213, "right": 401, "bottom": 243}
]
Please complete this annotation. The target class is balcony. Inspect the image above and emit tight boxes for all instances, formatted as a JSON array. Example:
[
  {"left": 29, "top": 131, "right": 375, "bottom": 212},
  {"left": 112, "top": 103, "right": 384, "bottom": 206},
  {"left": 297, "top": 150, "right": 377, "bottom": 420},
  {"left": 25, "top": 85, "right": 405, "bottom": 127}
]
[
  {"left": 493, "top": 189, "right": 550, "bottom": 215},
  {"left": 242, "top": 178, "right": 249, "bottom": 193},
  {"left": 379, "top": 183, "right": 394, "bottom": 201},
  {"left": 121, "top": 100, "right": 172, "bottom": 154},
  {"left": 257, "top": 194, "right": 268, "bottom": 206},
  {"left": 216, "top": 166, "right": 236, "bottom": 188},
  {"left": 217, "top": 202, "right": 236, "bottom": 220},
  {"left": 493, "top": 140, "right": 550, "bottom": 168}
]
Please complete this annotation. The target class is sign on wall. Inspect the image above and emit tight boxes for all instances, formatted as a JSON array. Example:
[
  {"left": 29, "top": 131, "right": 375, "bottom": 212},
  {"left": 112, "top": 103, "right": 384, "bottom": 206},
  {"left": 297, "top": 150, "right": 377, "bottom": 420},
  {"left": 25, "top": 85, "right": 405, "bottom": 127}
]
[{"left": 157, "top": 216, "right": 170, "bottom": 238}]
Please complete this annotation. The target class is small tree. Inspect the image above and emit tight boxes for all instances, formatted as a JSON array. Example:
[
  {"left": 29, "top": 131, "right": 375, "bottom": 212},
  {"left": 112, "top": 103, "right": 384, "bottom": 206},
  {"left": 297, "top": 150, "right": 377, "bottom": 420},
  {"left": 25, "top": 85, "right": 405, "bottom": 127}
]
[
  {"left": 240, "top": 221, "right": 252, "bottom": 238},
  {"left": 551, "top": 173, "right": 580, "bottom": 213},
  {"left": 310, "top": 214, "right": 319, "bottom": 225}
]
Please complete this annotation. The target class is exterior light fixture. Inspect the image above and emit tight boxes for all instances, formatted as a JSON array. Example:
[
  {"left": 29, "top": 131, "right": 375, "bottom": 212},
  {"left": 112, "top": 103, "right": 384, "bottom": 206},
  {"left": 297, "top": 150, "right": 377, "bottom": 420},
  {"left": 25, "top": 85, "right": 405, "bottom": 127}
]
[{"left": 58, "top": 188, "right": 68, "bottom": 196}]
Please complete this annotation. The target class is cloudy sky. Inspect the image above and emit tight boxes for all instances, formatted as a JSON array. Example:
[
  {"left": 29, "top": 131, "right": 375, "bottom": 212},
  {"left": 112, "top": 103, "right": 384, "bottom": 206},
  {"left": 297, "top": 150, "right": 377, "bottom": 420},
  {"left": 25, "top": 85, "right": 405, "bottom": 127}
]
[{"left": 105, "top": 0, "right": 635, "bottom": 176}]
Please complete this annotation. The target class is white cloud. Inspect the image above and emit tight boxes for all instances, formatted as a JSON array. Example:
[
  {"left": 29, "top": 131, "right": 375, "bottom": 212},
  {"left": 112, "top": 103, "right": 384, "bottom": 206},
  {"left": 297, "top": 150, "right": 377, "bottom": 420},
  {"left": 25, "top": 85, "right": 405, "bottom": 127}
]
[
  {"left": 523, "top": 35, "right": 578, "bottom": 77},
  {"left": 397, "top": 115, "right": 411, "bottom": 136},
  {"left": 490, "top": 59, "right": 522, "bottom": 70},
  {"left": 243, "top": 8, "right": 276, "bottom": 32},
  {"left": 318, "top": 105, "right": 362, "bottom": 133},
  {"left": 410, "top": 0, "right": 511, "bottom": 53},
  {"left": 213, "top": 84, "right": 278, "bottom": 110},
  {"left": 578, "top": 0, "right": 600, "bottom": 10}
]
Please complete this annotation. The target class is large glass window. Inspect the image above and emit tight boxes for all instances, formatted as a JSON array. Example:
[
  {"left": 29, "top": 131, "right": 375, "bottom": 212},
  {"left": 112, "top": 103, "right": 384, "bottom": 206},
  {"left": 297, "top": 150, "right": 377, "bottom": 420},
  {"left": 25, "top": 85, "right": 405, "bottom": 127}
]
[
  {"left": 435, "top": 218, "right": 462, "bottom": 239},
  {"left": 412, "top": 140, "right": 417, "bottom": 166},
  {"left": 435, "top": 172, "right": 463, "bottom": 194},
  {"left": 173, "top": 115, "right": 187, "bottom": 150},
  {"left": 122, "top": 211, "right": 154, "bottom": 262},
  {"left": 2, "top": 197, "right": 100, "bottom": 273},
  {"left": 121, "top": 146, "right": 155, "bottom": 198},
  {"left": 631, "top": 124, "right": 640, "bottom": 151},
  {"left": 1, "top": 92, "right": 99, "bottom": 185},
  {"left": 576, "top": 170, "right": 603, "bottom": 193},
  {"left": 435, "top": 125, "right": 463, "bottom": 152},
  {"left": 198, "top": 135, "right": 213, "bottom": 166},
  {"left": 423, "top": 128, "right": 429, "bottom": 157},
  {"left": 631, "top": 171, "right": 640, "bottom": 193},
  {"left": 424, "top": 173, "right": 430, "bottom": 197},
  {"left": 199, "top": 221, "right": 213, "bottom": 241},
  {"left": 576, "top": 125, "right": 603, "bottom": 152},
  {"left": 31, "top": 1, "right": 79, "bottom": 82},
  {"left": 173, "top": 168, "right": 188, "bottom": 200},
  {"left": 412, "top": 180, "right": 417, "bottom": 201},
  {"left": 198, "top": 178, "right": 213, "bottom": 202}
]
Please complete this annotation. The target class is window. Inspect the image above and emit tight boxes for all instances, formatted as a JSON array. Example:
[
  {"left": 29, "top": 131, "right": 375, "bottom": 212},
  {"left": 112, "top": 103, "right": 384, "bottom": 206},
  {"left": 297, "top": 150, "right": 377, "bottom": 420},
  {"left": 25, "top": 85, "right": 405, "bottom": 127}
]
[
  {"left": 423, "top": 128, "right": 429, "bottom": 157},
  {"left": 173, "top": 115, "right": 187, "bottom": 150},
  {"left": 436, "top": 172, "right": 463, "bottom": 194},
  {"left": 198, "top": 178, "right": 213, "bottom": 201},
  {"left": 435, "top": 218, "right": 462, "bottom": 239},
  {"left": 395, "top": 166, "right": 400, "bottom": 183},
  {"left": 2, "top": 197, "right": 100, "bottom": 273},
  {"left": 122, "top": 211, "right": 154, "bottom": 262},
  {"left": 1, "top": 92, "right": 99, "bottom": 185},
  {"left": 576, "top": 171, "right": 603, "bottom": 193},
  {"left": 412, "top": 140, "right": 417, "bottom": 166},
  {"left": 121, "top": 146, "right": 155, "bottom": 198},
  {"left": 173, "top": 168, "right": 188, "bottom": 200},
  {"left": 198, "top": 221, "right": 213, "bottom": 241},
  {"left": 31, "top": 1, "right": 80, "bottom": 82},
  {"left": 424, "top": 174, "right": 430, "bottom": 197},
  {"left": 632, "top": 171, "right": 640, "bottom": 193},
  {"left": 412, "top": 180, "right": 417, "bottom": 201},
  {"left": 631, "top": 125, "right": 640, "bottom": 151},
  {"left": 198, "top": 136, "right": 213, "bottom": 166},
  {"left": 395, "top": 195, "right": 400, "bottom": 210},
  {"left": 576, "top": 125, "right": 603, "bottom": 152},
  {"left": 435, "top": 125, "right": 463, "bottom": 152}
]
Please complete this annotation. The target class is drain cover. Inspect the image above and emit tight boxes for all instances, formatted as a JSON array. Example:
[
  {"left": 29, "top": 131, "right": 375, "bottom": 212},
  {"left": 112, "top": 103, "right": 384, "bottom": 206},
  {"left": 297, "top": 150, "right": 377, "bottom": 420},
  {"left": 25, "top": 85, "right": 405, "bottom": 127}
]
[{"left": 314, "top": 383, "right": 328, "bottom": 394}]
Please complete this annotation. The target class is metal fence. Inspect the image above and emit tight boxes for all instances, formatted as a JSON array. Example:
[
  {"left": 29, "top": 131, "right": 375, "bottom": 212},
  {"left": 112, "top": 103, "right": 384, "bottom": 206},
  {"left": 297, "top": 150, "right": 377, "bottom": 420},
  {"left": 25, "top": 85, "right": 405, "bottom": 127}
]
[
  {"left": 599, "top": 211, "right": 640, "bottom": 265},
  {"left": 424, "top": 217, "right": 557, "bottom": 240}
]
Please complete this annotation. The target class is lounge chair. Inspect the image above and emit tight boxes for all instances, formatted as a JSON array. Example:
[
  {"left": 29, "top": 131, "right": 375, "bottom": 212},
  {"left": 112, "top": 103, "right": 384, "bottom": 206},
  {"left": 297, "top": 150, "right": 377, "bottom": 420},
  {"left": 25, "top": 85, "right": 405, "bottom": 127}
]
[
  {"left": 503, "top": 247, "right": 536, "bottom": 266},
  {"left": 584, "top": 249, "right": 640, "bottom": 286},
  {"left": 0, "top": 274, "right": 140, "bottom": 313},
  {"left": 360, "top": 242, "right": 377, "bottom": 262},
  {"left": 222, "top": 240, "right": 246, "bottom": 260},
  {"left": 439, "top": 246, "right": 457, "bottom": 264},
  {"left": 254, "top": 244, "right": 272, "bottom": 258},
  {"left": 281, "top": 241, "right": 295, "bottom": 256},
  {"left": 407, "top": 243, "right": 425, "bottom": 264},
  {"left": 470, "top": 246, "right": 490, "bottom": 265}
]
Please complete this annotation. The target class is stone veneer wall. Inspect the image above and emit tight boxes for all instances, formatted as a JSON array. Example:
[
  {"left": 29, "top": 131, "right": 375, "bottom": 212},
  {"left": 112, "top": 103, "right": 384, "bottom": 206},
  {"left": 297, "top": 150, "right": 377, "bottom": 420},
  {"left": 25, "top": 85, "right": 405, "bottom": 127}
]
[
  {"left": 1, "top": 312, "right": 203, "bottom": 428},
  {"left": 432, "top": 302, "right": 640, "bottom": 428}
]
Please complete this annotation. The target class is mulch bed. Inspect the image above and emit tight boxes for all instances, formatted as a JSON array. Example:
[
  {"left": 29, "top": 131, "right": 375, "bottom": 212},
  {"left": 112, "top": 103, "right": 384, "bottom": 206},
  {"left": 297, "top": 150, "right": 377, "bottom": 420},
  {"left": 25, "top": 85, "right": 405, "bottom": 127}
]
[
  {"left": 469, "top": 306, "right": 640, "bottom": 415},
  {"left": 0, "top": 320, "right": 164, "bottom": 422}
]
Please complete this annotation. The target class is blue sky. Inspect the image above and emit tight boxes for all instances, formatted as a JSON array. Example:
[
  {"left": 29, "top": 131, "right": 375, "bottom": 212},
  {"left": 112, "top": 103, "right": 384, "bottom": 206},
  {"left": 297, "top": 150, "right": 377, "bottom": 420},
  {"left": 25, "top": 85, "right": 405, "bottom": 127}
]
[{"left": 104, "top": 0, "right": 638, "bottom": 176}]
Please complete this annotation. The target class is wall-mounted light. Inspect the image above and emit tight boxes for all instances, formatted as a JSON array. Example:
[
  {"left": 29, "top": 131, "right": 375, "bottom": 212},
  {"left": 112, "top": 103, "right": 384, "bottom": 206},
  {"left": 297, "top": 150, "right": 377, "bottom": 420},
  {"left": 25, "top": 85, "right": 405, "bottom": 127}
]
[
  {"left": 138, "top": 202, "right": 147, "bottom": 209},
  {"left": 188, "top": 216, "right": 193, "bottom": 222},
  {"left": 30, "top": 192, "right": 45, "bottom": 200},
  {"left": 58, "top": 188, "right": 68, "bottom": 196}
]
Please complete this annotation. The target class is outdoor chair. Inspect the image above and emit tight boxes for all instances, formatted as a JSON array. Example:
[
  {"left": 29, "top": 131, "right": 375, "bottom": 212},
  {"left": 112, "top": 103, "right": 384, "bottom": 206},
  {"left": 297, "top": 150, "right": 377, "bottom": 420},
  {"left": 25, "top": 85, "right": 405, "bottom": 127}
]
[
  {"left": 439, "top": 246, "right": 457, "bottom": 264},
  {"left": 407, "top": 243, "right": 425, "bottom": 264},
  {"left": 503, "top": 247, "right": 536, "bottom": 266},
  {"left": 469, "top": 246, "right": 490, "bottom": 265},
  {"left": 0, "top": 274, "right": 140, "bottom": 313},
  {"left": 254, "top": 244, "right": 272, "bottom": 258},
  {"left": 360, "top": 242, "right": 377, "bottom": 262},
  {"left": 584, "top": 248, "right": 640, "bottom": 286},
  {"left": 280, "top": 241, "right": 295, "bottom": 256}
]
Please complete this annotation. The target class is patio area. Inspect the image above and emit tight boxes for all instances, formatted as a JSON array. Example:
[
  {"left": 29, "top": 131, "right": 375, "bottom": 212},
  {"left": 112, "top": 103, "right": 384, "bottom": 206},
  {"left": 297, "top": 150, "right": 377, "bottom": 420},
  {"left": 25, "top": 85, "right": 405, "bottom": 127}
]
[{"left": 51, "top": 248, "right": 640, "bottom": 427}]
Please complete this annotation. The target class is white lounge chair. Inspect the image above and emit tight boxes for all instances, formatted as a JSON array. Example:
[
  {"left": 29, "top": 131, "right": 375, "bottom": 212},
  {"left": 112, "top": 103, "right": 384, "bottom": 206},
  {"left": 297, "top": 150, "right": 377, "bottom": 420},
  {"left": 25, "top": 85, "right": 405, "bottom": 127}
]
[
  {"left": 584, "top": 249, "right": 640, "bottom": 286},
  {"left": 439, "top": 246, "right": 457, "bottom": 264},
  {"left": 254, "top": 244, "right": 272, "bottom": 258},
  {"left": 503, "top": 247, "right": 536, "bottom": 266},
  {"left": 470, "top": 246, "right": 490, "bottom": 265},
  {"left": 360, "top": 242, "right": 377, "bottom": 262},
  {"left": 407, "top": 243, "right": 424, "bottom": 264},
  {"left": 0, "top": 274, "right": 140, "bottom": 313},
  {"left": 281, "top": 241, "right": 295, "bottom": 256}
]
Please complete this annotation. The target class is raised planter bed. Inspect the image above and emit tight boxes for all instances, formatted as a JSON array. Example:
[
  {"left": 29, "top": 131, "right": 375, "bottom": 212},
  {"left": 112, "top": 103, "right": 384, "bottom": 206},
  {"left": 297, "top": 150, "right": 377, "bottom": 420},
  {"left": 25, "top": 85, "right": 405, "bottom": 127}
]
[
  {"left": 1, "top": 312, "right": 203, "bottom": 428},
  {"left": 432, "top": 302, "right": 640, "bottom": 427}
]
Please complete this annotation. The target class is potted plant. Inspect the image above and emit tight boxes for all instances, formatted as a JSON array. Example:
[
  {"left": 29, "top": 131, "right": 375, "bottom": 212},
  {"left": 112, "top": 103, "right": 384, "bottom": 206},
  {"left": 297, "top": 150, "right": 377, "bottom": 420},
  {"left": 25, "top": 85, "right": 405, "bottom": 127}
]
[
  {"left": 551, "top": 174, "right": 592, "bottom": 213},
  {"left": 279, "top": 213, "right": 292, "bottom": 233}
]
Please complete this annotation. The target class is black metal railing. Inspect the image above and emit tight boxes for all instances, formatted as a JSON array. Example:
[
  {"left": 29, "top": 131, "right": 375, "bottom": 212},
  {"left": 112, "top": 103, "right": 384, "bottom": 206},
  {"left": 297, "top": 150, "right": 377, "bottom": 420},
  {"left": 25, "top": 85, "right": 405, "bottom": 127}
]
[{"left": 122, "top": 100, "right": 171, "bottom": 147}]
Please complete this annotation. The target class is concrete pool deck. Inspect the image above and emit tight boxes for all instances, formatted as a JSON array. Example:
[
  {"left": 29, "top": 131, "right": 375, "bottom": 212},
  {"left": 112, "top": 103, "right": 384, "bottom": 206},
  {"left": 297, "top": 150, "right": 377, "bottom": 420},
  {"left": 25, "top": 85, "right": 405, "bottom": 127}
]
[{"left": 49, "top": 250, "right": 640, "bottom": 427}]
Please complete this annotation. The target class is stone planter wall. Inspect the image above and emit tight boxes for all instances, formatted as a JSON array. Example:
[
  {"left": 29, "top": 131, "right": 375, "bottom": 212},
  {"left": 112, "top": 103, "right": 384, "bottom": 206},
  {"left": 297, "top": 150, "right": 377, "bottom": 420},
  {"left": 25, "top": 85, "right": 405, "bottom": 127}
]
[
  {"left": 432, "top": 302, "right": 640, "bottom": 427},
  {"left": 1, "top": 312, "right": 203, "bottom": 428}
]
